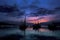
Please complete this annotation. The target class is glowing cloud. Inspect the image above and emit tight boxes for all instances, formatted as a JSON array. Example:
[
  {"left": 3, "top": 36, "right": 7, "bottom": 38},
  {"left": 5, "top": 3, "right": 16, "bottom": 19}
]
[{"left": 26, "top": 15, "right": 55, "bottom": 24}]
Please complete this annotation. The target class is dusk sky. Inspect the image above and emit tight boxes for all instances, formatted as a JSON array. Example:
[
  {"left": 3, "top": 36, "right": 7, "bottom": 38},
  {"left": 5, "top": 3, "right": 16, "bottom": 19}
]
[{"left": 0, "top": 0, "right": 60, "bottom": 24}]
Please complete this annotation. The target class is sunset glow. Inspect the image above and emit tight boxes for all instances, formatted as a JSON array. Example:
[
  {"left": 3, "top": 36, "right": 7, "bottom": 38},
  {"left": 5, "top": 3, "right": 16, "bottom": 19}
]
[
  {"left": 27, "top": 19, "right": 48, "bottom": 24},
  {"left": 27, "top": 16, "right": 50, "bottom": 24}
]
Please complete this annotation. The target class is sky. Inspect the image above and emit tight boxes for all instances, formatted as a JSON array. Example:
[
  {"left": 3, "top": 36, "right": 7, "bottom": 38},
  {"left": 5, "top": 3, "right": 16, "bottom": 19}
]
[{"left": 0, "top": 0, "right": 60, "bottom": 24}]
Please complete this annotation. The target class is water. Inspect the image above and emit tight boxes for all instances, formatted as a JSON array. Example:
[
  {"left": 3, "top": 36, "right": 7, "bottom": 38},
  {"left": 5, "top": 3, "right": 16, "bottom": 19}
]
[{"left": 0, "top": 28, "right": 60, "bottom": 40}]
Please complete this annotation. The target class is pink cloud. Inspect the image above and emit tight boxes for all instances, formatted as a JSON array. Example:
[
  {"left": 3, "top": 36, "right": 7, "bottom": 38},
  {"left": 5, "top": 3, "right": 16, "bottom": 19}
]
[{"left": 26, "top": 15, "right": 55, "bottom": 24}]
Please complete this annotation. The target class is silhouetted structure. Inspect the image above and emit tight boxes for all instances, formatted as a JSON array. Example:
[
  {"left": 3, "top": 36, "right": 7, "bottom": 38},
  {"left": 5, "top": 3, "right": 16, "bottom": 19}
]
[
  {"left": 19, "top": 22, "right": 27, "bottom": 31},
  {"left": 19, "top": 14, "right": 27, "bottom": 37},
  {"left": 33, "top": 23, "right": 41, "bottom": 30},
  {"left": 48, "top": 22, "right": 56, "bottom": 31}
]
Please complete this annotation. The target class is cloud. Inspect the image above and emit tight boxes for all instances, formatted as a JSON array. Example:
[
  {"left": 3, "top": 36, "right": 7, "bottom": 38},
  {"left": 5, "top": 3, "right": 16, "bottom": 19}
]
[
  {"left": 26, "top": 10, "right": 60, "bottom": 24},
  {"left": 0, "top": 0, "right": 60, "bottom": 24}
]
